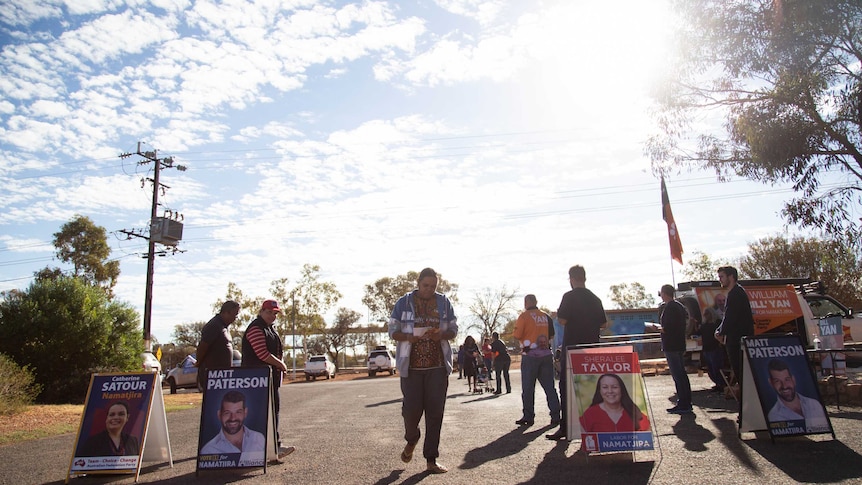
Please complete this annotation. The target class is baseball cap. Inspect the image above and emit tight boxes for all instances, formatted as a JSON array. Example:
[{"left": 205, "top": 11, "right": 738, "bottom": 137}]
[{"left": 262, "top": 299, "right": 281, "bottom": 312}]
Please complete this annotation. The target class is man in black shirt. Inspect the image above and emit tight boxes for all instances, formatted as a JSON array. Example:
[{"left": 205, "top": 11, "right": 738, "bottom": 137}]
[
  {"left": 715, "top": 266, "right": 755, "bottom": 390},
  {"left": 660, "top": 284, "right": 692, "bottom": 414},
  {"left": 546, "top": 265, "right": 607, "bottom": 441}
]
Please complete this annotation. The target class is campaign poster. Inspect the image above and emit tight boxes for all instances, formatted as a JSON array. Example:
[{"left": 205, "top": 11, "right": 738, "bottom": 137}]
[
  {"left": 197, "top": 367, "right": 272, "bottom": 470},
  {"left": 569, "top": 349, "right": 654, "bottom": 453},
  {"left": 744, "top": 335, "right": 833, "bottom": 437},
  {"left": 69, "top": 373, "right": 157, "bottom": 474}
]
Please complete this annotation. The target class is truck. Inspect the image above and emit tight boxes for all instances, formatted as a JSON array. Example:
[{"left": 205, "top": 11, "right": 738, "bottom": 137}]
[
  {"left": 304, "top": 354, "right": 336, "bottom": 381},
  {"left": 675, "top": 278, "right": 862, "bottom": 364}
]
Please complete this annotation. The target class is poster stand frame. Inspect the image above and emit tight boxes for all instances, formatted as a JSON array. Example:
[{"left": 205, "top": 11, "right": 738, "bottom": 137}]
[
  {"left": 738, "top": 334, "right": 836, "bottom": 442},
  {"left": 195, "top": 366, "right": 277, "bottom": 477},
  {"left": 565, "top": 344, "right": 659, "bottom": 462},
  {"left": 65, "top": 372, "right": 171, "bottom": 483}
]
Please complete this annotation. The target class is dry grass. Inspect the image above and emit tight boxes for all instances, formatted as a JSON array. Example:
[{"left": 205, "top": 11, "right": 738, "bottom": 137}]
[{"left": 0, "top": 393, "right": 204, "bottom": 447}]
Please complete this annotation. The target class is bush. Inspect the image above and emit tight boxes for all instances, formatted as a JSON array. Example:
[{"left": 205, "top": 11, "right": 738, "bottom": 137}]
[{"left": 0, "top": 353, "right": 42, "bottom": 415}]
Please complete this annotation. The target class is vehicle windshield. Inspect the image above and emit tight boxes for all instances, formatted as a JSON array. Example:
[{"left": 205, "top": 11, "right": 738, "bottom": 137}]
[{"left": 807, "top": 297, "right": 846, "bottom": 318}]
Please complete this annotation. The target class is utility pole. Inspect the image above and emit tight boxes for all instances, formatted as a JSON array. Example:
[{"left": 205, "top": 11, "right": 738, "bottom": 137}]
[{"left": 119, "top": 142, "right": 186, "bottom": 351}]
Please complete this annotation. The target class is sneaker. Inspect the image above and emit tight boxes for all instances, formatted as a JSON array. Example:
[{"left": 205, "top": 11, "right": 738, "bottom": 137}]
[
  {"left": 400, "top": 442, "right": 416, "bottom": 463},
  {"left": 426, "top": 461, "right": 448, "bottom": 474},
  {"left": 278, "top": 445, "right": 296, "bottom": 458}
]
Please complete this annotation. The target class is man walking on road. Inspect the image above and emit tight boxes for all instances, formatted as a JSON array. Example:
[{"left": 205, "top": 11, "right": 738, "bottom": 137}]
[
  {"left": 547, "top": 265, "right": 607, "bottom": 441},
  {"left": 242, "top": 299, "right": 295, "bottom": 461},
  {"left": 196, "top": 300, "right": 240, "bottom": 390},
  {"left": 389, "top": 268, "right": 459, "bottom": 474},
  {"left": 513, "top": 294, "right": 559, "bottom": 427},
  {"left": 659, "top": 284, "right": 692, "bottom": 414}
]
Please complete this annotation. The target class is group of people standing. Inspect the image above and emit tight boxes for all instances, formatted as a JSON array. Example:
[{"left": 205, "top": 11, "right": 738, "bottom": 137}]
[
  {"left": 186, "top": 264, "right": 755, "bottom": 476},
  {"left": 457, "top": 333, "right": 511, "bottom": 394}
]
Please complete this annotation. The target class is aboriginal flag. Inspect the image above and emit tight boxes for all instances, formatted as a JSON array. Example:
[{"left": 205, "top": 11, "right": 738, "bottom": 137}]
[{"left": 661, "top": 176, "right": 684, "bottom": 264}]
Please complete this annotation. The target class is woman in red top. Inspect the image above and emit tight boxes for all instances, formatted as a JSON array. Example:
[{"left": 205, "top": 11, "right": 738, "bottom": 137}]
[{"left": 580, "top": 374, "right": 650, "bottom": 433}]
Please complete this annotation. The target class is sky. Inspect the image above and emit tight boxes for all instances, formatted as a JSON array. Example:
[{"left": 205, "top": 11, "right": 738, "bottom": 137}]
[{"left": 0, "top": 0, "right": 805, "bottom": 345}]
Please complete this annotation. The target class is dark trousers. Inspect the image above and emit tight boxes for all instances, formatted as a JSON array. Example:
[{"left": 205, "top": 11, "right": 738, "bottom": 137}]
[
  {"left": 558, "top": 355, "right": 568, "bottom": 437},
  {"left": 725, "top": 340, "right": 742, "bottom": 385},
  {"left": 401, "top": 367, "right": 449, "bottom": 460},
  {"left": 665, "top": 350, "right": 691, "bottom": 408},
  {"left": 702, "top": 348, "right": 726, "bottom": 388},
  {"left": 272, "top": 370, "right": 282, "bottom": 447},
  {"left": 494, "top": 358, "right": 511, "bottom": 393}
]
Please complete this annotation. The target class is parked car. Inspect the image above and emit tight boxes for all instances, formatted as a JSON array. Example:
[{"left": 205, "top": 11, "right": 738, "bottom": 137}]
[
  {"left": 367, "top": 347, "right": 396, "bottom": 377},
  {"left": 165, "top": 354, "right": 199, "bottom": 394},
  {"left": 141, "top": 351, "right": 161, "bottom": 374},
  {"left": 164, "top": 350, "right": 243, "bottom": 393},
  {"left": 304, "top": 354, "right": 336, "bottom": 381}
]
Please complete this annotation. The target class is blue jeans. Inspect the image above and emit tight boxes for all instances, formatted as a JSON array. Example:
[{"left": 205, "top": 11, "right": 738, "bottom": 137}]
[
  {"left": 665, "top": 351, "right": 691, "bottom": 408},
  {"left": 702, "top": 348, "right": 726, "bottom": 389},
  {"left": 520, "top": 353, "right": 560, "bottom": 421}
]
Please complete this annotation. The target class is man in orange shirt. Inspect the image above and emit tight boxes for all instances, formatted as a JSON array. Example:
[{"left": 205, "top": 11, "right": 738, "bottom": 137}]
[{"left": 513, "top": 294, "right": 560, "bottom": 427}]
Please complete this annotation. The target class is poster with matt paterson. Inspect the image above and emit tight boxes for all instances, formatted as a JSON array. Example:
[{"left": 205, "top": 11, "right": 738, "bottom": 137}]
[
  {"left": 197, "top": 367, "right": 272, "bottom": 470},
  {"left": 70, "top": 373, "right": 156, "bottom": 473},
  {"left": 569, "top": 349, "right": 654, "bottom": 452},
  {"left": 744, "top": 335, "right": 833, "bottom": 437}
]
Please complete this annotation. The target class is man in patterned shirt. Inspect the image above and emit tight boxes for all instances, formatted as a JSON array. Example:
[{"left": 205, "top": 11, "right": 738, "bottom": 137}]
[
  {"left": 389, "top": 268, "right": 458, "bottom": 474},
  {"left": 241, "top": 299, "right": 294, "bottom": 462}
]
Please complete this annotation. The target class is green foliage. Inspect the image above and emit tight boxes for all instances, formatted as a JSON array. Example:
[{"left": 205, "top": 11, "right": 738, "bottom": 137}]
[
  {"left": 213, "top": 282, "right": 262, "bottom": 341},
  {"left": 649, "top": 0, "right": 862, "bottom": 250},
  {"left": 362, "top": 270, "right": 459, "bottom": 323},
  {"left": 0, "top": 276, "right": 142, "bottom": 404},
  {"left": 0, "top": 353, "right": 42, "bottom": 415},
  {"left": 608, "top": 282, "right": 656, "bottom": 309},
  {"left": 682, "top": 251, "right": 735, "bottom": 282},
  {"left": 325, "top": 307, "right": 362, "bottom": 368},
  {"left": 171, "top": 321, "right": 207, "bottom": 348},
  {"left": 50, "top": 215, "right": 121, "bottom": 295},
  {"left": 739, "top": 234, "right": 862, "bottom": 310}
]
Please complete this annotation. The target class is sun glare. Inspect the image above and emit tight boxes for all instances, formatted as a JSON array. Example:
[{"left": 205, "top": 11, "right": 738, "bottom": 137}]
[{"left": 515, "top": 1, "right": 674, "bottom": 130}]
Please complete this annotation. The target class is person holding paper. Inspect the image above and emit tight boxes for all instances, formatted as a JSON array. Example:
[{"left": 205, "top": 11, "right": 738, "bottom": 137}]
[
  {"left": 513, "top": 294, "right": 559, "bottom": 427},
  {"left": 389, "top": 268, "right": 458, "bottom": 474}
]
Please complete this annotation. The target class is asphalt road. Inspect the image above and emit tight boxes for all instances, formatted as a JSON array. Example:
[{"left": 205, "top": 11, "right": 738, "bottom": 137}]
[{"left": 2, "top": 371, "right": 862, "bottom": 485}]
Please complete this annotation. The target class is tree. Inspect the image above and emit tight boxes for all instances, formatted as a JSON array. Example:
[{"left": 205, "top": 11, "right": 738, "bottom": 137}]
[
  {"left": 172, "top": 321, "right": 206, "bottom": 348},
  {"left": 39, "top": 215, "right": 121, "bottom": 296},
  {"left": 0, "top": 276, "right": 142, "bottom": 403},
  {"left": 325, "top": 307, "right": 362, "bottom": 369},
  {"left": 290, "top": 264, "right": 341, "bottom": 356},
  {"left": 213, "top": 282, "right": 263, "bottom": 343},
  {"left": 608, "top": 282, "right": 656, "bottom": 309},
  {"left": 681, "top": 250, "right": 735, "bottom": 282},
  {"left": 739, "top": 234, "right": 862, "bottom": 309},
  {"left": 362, "top": 271, "right": 459, "bottom": 323},
  {"left": 648, "top": 1, "right": 862, "bottom": 250},
  {"left": 467, "top": 286, "right": 518, "bottom": 339}
]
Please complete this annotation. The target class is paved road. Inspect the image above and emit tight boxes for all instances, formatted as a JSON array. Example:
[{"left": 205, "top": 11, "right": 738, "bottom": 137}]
[{"left": 2, "top": 371, "right": 862, "bottom": 485}]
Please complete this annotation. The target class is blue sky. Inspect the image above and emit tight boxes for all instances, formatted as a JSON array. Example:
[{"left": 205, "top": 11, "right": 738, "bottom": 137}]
[{"left": 0, "top": 0, "right": 801, "bottom": 344}]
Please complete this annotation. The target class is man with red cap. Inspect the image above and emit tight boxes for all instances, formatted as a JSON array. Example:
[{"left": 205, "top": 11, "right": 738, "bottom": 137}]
[{"left": 242, "top": 299, "right": 294, "bottom": 462}]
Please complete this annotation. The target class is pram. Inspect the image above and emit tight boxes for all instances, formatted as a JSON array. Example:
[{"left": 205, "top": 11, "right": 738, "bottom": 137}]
[{"left": 475, "top": 357, "right": 495, "bottom": 393}]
